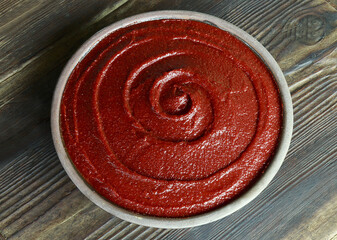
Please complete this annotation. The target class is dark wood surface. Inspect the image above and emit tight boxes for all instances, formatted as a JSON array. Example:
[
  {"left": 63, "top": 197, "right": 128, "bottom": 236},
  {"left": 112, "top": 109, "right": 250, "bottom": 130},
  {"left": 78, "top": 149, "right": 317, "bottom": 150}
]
[{"left": 1, "top": 0, "right": 336, "bottom": 239}]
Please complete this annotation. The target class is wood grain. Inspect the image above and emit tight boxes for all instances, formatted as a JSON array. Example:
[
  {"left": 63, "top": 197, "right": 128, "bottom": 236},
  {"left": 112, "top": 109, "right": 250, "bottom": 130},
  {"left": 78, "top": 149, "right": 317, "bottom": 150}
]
[{"left": 0, "top": 0, "right": 336, "bottom": 239}]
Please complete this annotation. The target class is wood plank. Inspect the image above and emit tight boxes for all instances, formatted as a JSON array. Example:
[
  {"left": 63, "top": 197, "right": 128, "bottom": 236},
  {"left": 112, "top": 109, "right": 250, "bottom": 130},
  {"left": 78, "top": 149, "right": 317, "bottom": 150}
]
[
  {"left": 281, "top": 192, "right": 337, "bottom": 240},
  {"left": 84, "top": 218, "right": 167, "bottom": 240},
  {"left": 0, "top": 0, "right": 127, "bottom": 76},
  {"left": 0, "top": 137, "right": 112, "bottom": 239},
  {"left": 0, "top": 0, "right": 336, "bottom": 239}
]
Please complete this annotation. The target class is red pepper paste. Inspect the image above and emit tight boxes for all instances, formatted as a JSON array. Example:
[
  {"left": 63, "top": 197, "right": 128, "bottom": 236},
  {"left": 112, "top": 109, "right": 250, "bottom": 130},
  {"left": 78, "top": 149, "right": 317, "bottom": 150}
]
[{"left": 60, "top": 19, "right": 282, "bottom": 217}]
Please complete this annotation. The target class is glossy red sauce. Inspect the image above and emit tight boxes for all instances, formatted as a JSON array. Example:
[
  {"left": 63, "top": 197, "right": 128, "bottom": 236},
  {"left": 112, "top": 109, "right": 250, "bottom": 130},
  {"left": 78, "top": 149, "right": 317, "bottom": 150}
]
[{"left": 60, "top": 19, "right": 282, "bottom": 217}]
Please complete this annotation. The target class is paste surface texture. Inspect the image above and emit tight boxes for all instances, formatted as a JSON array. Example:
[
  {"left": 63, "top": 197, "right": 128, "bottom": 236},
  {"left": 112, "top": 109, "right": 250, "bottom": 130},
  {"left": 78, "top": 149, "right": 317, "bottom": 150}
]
[{"left": 60, "top": 19, "right": 282, "bottom": 217}]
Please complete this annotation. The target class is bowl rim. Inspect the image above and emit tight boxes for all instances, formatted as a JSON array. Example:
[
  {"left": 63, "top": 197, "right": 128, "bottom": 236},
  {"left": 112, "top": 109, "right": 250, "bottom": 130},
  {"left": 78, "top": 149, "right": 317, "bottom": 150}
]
[{"left": 51, "top": 10, "right": 293, "bottom": 229}]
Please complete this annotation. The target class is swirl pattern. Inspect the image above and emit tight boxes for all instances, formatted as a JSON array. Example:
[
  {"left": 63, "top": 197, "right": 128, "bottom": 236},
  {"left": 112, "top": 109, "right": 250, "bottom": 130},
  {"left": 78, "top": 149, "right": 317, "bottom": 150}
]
[{"left": 60, "top": 19, "right": 282, "bottom": 217}]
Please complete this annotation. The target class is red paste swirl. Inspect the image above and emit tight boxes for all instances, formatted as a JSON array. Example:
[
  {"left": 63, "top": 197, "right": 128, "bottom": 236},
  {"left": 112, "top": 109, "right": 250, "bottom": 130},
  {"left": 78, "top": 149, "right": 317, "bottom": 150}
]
[{"left": 60, "top": 19, "right": 282, "bottom": 217}]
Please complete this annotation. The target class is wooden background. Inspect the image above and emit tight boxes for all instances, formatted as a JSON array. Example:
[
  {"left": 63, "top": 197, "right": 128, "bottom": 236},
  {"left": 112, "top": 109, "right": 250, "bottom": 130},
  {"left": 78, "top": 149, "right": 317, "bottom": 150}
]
[{"left": 0, "top": 0, "right": 336, "bottom": 239}]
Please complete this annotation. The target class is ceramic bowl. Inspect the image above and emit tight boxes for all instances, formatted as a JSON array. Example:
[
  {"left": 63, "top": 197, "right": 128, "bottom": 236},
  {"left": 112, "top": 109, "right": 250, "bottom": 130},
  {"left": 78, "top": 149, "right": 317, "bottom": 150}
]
[{"left": 51, "top": 10, "right": 293, "bottom": 229}]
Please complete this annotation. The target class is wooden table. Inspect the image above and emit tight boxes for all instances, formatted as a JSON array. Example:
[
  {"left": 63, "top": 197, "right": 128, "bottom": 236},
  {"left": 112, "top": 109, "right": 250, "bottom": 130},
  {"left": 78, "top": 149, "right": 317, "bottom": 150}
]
[{"left": 1, "top": 0, "right": 336, "bottom": 239}]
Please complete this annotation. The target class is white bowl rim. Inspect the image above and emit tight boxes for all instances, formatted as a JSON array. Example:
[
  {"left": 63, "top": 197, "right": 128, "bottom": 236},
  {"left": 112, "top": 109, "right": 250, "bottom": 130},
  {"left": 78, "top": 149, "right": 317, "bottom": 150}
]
[{"left": 51, "top": 10, "right": 293, "bottom": 229}]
